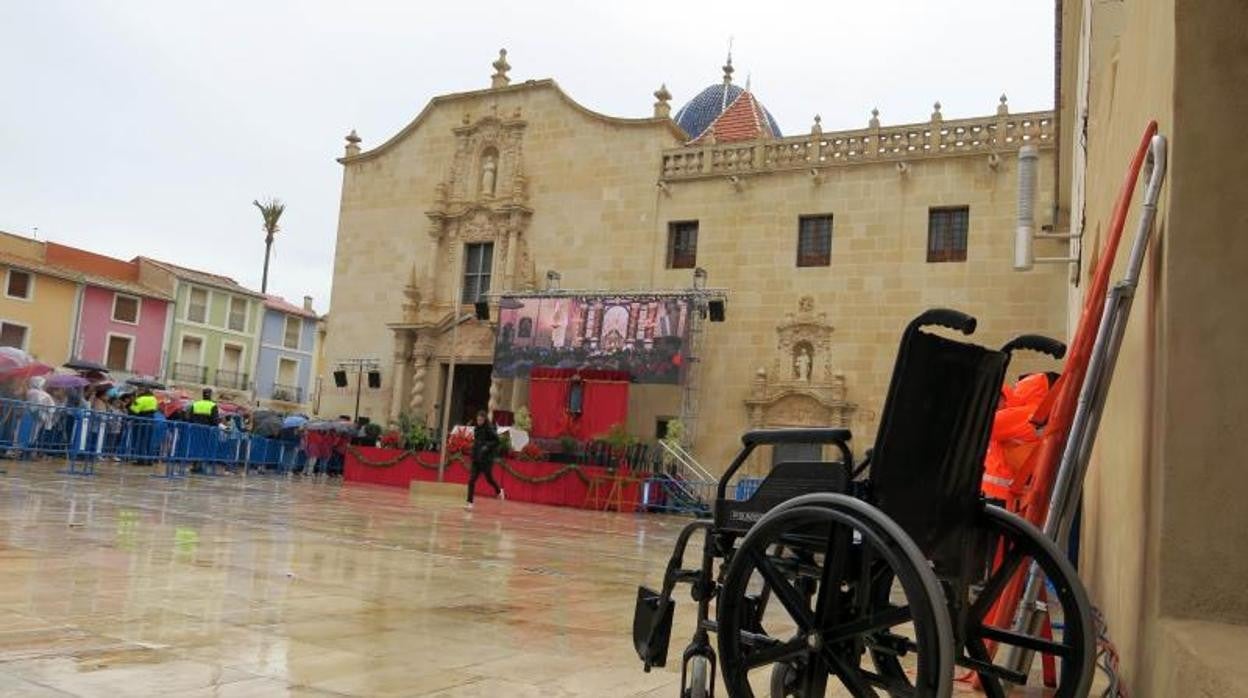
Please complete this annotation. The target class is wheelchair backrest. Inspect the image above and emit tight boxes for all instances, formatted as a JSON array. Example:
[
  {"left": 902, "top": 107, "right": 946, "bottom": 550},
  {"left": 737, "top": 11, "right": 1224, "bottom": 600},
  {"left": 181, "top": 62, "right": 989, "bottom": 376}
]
[{"left": 869, "top": 329, "right": 1008, "bottom": 574}]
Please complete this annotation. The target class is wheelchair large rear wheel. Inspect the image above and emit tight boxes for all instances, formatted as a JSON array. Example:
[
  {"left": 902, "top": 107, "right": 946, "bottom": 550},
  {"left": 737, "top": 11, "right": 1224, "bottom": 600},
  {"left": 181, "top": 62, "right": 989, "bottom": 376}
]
[
  {"left": 955, "top": 505, "right": 1095, "bottom": 698},
  {"left": 717, "top": 495, "right": 953, "bottom": 697}
]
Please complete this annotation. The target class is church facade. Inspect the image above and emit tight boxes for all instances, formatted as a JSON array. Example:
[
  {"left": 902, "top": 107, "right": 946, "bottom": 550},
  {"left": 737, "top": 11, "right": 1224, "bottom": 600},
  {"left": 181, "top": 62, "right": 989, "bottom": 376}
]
[{"left": 321, "top": 50, "right": 1067, "bottom": 472}]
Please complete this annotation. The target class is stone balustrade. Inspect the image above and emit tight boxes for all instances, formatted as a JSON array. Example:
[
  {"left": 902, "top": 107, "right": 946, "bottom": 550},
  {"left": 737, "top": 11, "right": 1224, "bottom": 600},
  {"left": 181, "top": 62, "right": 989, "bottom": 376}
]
[{"left": 660, "top": 109, "right": 1055, "bottom": 180}]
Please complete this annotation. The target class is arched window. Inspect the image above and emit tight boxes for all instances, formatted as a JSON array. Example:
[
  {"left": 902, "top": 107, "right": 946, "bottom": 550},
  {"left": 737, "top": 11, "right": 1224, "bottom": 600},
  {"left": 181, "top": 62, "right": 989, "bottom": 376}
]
[{"left": 518, "top": 317, "right": 534, "bottom": 338}]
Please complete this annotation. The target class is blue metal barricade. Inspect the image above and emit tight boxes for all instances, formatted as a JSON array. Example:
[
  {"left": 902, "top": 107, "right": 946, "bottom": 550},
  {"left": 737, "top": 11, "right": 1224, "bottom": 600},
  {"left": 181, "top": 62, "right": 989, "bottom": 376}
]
[{"left": 0, "top": 398, "right": 301, "bottom": 477}]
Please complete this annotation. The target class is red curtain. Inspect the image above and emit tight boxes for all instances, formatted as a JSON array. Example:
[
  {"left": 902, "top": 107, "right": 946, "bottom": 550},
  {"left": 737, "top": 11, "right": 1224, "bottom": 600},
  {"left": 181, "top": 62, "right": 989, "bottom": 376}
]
[
  {"left": 575, "top": 374, "right": 630, "bottom": 440},
  {"left": 528, "top": 367, "right": 630, "bottom": 439},
  {"left": 530, "top": 367, "right": 571, "bottom": 438}
]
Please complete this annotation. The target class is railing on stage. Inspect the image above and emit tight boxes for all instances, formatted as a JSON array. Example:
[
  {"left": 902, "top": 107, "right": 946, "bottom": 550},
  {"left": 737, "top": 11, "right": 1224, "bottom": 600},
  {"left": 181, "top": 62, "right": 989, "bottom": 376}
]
[{"left": 0, "top": 398, "right": 301, "bottom": 477}]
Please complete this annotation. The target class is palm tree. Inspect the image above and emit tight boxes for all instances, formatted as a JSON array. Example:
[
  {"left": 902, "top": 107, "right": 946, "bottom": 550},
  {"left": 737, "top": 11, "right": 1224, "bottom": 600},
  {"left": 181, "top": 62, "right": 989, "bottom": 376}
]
[{"left": 252, "top": 197, "right": 285, "bottom": 294}]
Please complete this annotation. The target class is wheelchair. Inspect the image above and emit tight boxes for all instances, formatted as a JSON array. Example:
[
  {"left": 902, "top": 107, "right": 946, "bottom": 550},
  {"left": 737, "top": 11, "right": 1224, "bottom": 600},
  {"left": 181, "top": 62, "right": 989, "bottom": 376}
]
[{"left": 633, "top": 309, "right": 1095, "bottom": 697}]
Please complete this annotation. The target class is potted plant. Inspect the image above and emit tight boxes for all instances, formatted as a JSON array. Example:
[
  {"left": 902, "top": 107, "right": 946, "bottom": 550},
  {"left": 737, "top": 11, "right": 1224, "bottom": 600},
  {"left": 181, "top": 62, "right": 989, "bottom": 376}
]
[
  {"left": 514, "top": 406, "right": 532, "bottom": 432},
  {"left": 362, "top": 422, "right": 383, "bottom": 447}
]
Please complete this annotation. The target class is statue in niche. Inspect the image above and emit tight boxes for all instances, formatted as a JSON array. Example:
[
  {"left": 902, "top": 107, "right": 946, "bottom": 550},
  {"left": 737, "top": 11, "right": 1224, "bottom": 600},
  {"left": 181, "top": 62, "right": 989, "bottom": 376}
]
[
  {"left": 794, "top": 346, "right": 812, "bottom": 382},
  {"left": 480, "top": 150, "right": 498, "bottom": 198}
]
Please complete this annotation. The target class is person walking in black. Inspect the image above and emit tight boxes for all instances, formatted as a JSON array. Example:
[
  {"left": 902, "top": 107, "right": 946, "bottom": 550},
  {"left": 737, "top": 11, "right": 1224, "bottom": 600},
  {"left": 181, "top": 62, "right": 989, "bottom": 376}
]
[{"left": 465, "top": 411, "right": 504, "bottom": 509}]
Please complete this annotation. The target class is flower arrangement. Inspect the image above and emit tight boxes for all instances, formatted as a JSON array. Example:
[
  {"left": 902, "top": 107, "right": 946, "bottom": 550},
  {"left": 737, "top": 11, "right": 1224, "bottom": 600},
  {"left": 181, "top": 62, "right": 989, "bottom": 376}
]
[
  {"left": 516, "top": 442, "right": 546, "bottom": 461},
  {"left": 379, "top": 430, "right": 403, "bottom": 449},
  {"left": 446, "top": 431, "right": 474, "bottom": 458}
]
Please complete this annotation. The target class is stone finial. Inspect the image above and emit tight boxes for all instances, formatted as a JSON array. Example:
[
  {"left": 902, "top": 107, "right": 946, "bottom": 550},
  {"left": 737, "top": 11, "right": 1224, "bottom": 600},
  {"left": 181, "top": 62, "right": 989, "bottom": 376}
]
[
  {"left": 997, "top": 93, "right": 1009, "bottom": 116},
  {"left": 722, "top": 54, "right": 735, "bottom": 85},
  {"left": 344, "top": 129, "right": 361, "bottom": 156},
  {"left": 811, "top": 114, "right": 822, "bottom": 136},
  {"left": 869, "top": 107, "right": 880, "bottom": 129},
  {"left": 931, "top": 101, "right": 943, "bottom": 121},
  {"left": 490, "top": 48, "right": 511, "bottom": 89},
  {"left": 653, "top": 83, "right": 672, "bottom": 118}
]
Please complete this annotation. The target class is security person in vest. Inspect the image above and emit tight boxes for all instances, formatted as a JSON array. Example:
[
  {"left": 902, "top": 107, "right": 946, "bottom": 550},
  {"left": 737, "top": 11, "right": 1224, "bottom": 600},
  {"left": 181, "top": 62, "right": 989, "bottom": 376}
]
[
  {"left": 190, "top": 389, "right": 220, "bottom": 426},
  {"left": 128, "top": 388, "right": 160, "bottom": 464},
  {"left": 129, "top": 388, "right": 159, "bottom": 417}
]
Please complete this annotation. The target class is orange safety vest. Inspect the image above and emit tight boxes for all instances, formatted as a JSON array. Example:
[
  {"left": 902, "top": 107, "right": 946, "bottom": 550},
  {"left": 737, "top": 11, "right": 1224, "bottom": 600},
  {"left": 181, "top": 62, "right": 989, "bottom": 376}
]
[{"left": 982, "top": 373, "right": 1052, "bottom": 505}]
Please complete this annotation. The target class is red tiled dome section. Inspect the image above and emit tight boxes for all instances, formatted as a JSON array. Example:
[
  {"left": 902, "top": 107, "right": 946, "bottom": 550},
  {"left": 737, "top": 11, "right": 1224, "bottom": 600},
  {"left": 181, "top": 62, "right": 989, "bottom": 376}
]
[{"left": 689, "top": 91, "right": 777, "bottom": 145}]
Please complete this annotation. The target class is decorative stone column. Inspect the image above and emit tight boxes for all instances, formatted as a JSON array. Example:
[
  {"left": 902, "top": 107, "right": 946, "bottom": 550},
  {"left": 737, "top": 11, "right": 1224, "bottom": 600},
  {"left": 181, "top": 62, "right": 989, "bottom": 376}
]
[
  {"left": 410, "top": 340, "right": 432, "bottom": 424},
  {"left": 388, "top": 333, "right": 410, "bottom": 424}
]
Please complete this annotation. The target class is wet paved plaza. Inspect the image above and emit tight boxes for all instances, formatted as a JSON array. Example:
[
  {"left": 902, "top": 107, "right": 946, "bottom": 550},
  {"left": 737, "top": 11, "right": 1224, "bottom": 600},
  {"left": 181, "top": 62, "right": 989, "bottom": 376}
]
[
  {"left": 0, "top": 462, "right": 691, "bottom": 697},
  {"left": 0, "top": 462, "right": 1075, "bottom": 697}
]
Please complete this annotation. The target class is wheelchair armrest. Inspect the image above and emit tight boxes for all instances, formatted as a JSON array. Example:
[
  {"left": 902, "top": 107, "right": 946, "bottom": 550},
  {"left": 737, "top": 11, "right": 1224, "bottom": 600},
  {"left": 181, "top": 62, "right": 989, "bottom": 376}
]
[{"left": 741, "top": 428, "right": 852, "bottom": 446}]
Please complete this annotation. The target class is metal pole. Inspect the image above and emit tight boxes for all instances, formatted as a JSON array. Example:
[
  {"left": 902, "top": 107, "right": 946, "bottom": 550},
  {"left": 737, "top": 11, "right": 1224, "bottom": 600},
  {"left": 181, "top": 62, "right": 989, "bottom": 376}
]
[
  {"left": 437, "top": 268, "right": 467, "bottom": 482},
  {"left": 353, "top": 362, "right": 363, "bottom": 424}
]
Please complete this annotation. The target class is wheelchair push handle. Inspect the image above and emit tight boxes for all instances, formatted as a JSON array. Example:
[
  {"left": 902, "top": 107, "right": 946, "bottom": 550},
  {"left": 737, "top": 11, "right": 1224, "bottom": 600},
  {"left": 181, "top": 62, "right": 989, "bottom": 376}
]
[
  {"left": 1002, "top": 334, "right": 1067, "bottom": 360},
  {"left": 911, "top": 308, "right": 977, "bottom": 335}
]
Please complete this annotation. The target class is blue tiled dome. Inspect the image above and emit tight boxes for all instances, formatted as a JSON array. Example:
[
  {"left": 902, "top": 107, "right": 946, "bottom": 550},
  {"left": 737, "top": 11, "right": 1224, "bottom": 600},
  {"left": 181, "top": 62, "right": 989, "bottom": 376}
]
[{"left": 674, "top": 82, "right": 783, "bottom": 140}]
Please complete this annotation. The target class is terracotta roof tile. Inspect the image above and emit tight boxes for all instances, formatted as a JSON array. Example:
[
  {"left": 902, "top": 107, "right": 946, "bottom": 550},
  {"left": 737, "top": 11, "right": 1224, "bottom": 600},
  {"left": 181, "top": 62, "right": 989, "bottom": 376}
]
[
  {"left": 0, "top": 250, "right": 171, "bottom": 300},
  {"left": 690, "top": 91, "right": 777, "bottom": 145},
  {"left": 264, "top": 294, "right": 319, "bottom": 319},
  {"left": 139, "top": 257, "right": 265, "bottom": 298}
]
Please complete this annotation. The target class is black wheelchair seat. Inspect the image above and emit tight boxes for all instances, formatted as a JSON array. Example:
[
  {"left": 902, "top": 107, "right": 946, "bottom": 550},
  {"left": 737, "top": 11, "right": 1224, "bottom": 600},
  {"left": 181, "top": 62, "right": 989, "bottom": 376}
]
[{"left": 713, "top": 460, "right": 850, "bottom": 535}]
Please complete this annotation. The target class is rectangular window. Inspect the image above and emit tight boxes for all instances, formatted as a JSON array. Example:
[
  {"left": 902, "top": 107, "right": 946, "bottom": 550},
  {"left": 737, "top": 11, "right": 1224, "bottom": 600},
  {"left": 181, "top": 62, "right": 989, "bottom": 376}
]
[
  {"left": 655, "top": 418, "right": 672, "bottom": 440},
  {"left": 105, "top": 335, "right": 132, "bottom": 371},
  {"left": 180, "top": 335, "right": 203, "bottom": 365},
  {"left": 112, "top": 294, "right": 140, "bottom": 324},
  {"left": 797, "top": 215, "right": 833, "bottom": 267},
  {"left": 0, "top": 322, "right": 28, "bottom": 349},
  {"left": 188, "top": 287, "right": 208, "bottom": 323},
  {"left": 461, "top": 243, "right": 494, "bottom": 304},
  {"left": 5, "top": 270, "right": 31, "bottom": 299},
  {"left": 283, "top": 316, "right": 302, "bottom": 350},
  {"left": 927, "top": 206, "right": 970, "bottom": 263},
  {"left": 277, "top": 358, "right": 298, "bottom": 386},
  {"left": 666, "top": 221, "right": 699, "bottom": 269},
  {"left": 222, "top": 344, "right": 243, "bottom": 372},
  {"left": 228, "top": 297, "right": 247, "bottom": 331}
]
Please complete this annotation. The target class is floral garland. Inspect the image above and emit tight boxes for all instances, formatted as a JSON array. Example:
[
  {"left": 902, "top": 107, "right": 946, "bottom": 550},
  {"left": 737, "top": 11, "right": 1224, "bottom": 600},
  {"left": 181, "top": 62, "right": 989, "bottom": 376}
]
[{"left": 345, "top": 445, "right": 592, "bottom": 486}]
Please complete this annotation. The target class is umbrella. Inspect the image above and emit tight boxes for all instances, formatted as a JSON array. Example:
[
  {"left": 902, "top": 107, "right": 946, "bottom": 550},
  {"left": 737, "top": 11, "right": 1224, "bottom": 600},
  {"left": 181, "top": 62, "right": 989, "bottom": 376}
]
[
  {"left": 126, "top": 376, "right": 167, "bottom": 390},
  {"left": 44, "top": 373, "right": 90, "bottom": 390},
  {"left": 63, "top": 358, "right": 109, "bottom": 373},
  {"left": 161, "top": 398, "right": 190, "bottom": 417},
  {"left": 282, "top": 414, "right": 309, "bottom": 429},
  {"left": 304, "top": 420, "right": 338, "bottom": 432}
]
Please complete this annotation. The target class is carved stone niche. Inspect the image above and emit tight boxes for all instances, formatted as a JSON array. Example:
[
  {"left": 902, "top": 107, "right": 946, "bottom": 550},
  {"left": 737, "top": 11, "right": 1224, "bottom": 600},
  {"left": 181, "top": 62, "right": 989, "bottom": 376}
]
[
  {"left": 744, "top": 296, "right": 857, "bottom": 429},
  {"left": 416, "top": 107, "right": 536, "bottom": 324}
]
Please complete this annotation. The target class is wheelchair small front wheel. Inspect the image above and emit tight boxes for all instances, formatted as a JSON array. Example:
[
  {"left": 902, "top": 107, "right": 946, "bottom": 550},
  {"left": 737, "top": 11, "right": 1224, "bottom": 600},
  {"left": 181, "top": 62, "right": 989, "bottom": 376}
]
[
  {"left": 688, "top": 655, "right": 710, "bottom": 698},
  {"left": 717, "top": 497, "right": 953, "bottom": 697}
]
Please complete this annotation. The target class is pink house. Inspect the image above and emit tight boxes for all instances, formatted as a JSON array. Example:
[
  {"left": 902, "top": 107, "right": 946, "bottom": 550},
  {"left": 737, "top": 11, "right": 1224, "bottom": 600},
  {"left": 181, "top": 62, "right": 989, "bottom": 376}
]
[{"left": 45, "top": 243, "right": 172, "bottom": 377}]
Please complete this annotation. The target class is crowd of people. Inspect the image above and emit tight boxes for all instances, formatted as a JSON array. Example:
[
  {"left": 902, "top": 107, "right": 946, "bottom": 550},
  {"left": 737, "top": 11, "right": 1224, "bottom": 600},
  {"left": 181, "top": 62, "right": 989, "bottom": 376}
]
[{"left": 0, "top": 352, "right": 365, "bottom": 475}]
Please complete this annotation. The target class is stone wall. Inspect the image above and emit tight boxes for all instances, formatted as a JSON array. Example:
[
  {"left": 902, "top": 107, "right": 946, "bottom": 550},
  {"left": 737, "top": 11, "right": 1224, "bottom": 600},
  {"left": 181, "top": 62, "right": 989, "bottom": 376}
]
[{"left": 322, "top": 66, "right": 1068, "bottom": 475}]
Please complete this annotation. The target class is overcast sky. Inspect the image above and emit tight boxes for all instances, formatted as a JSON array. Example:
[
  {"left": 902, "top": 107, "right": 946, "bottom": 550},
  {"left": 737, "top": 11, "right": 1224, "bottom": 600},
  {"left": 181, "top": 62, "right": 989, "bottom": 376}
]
[{"left": 1, "top": 1, "right": 1054, "bottom": 312}]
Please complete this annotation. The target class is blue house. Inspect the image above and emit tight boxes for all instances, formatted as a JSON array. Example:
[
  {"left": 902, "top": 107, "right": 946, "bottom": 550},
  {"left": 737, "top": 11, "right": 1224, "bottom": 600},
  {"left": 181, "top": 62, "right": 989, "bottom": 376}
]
[{"left": 255, "top": 295, "right": 319, "bottom": 411}]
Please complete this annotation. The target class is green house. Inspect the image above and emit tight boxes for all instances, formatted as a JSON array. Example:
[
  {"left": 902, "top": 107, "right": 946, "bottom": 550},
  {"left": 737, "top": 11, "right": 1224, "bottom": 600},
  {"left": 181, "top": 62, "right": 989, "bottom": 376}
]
[{"left": 137, "top": 258, "right": 265, "bottom": 401}]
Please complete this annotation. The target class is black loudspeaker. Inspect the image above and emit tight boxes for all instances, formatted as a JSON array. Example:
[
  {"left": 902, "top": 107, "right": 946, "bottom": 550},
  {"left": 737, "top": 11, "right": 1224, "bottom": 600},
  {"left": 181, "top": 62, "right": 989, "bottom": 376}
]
[
  {"left": 367, "top": 371, "right": 382, "bottom": 388},
  {"left": 333, "top": 370, "right": 348, "bottom": 387},
  {"left": 474, "top": 301, "right": 490, "bottom": 321},
  {"left": 708, "top": 299, "right": 726, "bottom": 322}
]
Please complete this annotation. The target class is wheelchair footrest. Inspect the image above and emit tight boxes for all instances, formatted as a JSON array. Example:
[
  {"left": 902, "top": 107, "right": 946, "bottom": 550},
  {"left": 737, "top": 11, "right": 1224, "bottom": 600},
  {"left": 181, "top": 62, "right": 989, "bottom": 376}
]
[{"left": 633, "top": 586, "right": 675, "bottom": 669}]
